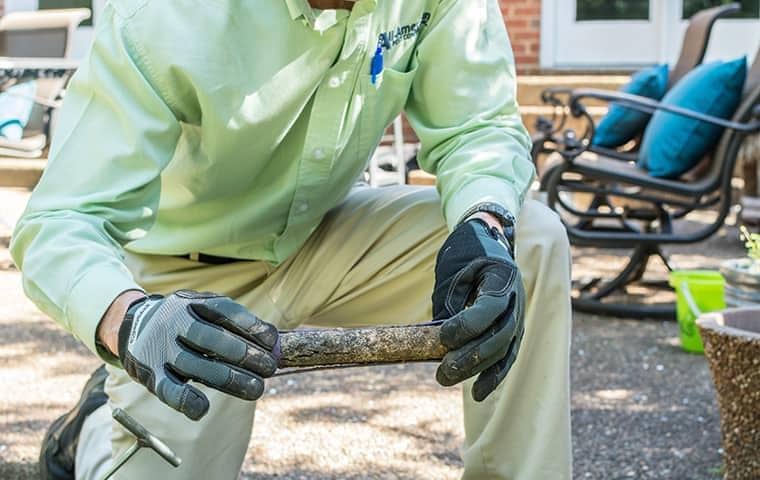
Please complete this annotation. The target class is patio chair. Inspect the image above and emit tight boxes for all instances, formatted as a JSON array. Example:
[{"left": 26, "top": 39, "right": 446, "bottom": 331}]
[
  {"left": 368, "top": 116, "right": 411, "bottom": 186},
  {"left": 531, "top": 3, "right": 741, "bottom": 163},
  {"left": 536, "top": 48, "right": 760, "bottom": 319},
  {"left": 0, "top": 8, "right": 90, "bottom": 158}
]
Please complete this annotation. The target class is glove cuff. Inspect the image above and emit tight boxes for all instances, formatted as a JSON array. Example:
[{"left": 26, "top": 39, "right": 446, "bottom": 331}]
[
  {"left": 457, "top": 203, "right": 516, "bottom": 230},
  {"left": 464, "top": 217, "right": 515, "bottom": 259},
  {"left": 117, "top": 295, "right": 160, "bottom": 364},
  {"left": 459, "top": 203, "right": 516, "bottom": 257}
]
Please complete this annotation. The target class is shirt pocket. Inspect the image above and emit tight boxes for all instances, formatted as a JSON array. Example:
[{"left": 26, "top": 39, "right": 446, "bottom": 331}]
[{"left": 358, "top": 64, "right": 418, "bottom": 155}]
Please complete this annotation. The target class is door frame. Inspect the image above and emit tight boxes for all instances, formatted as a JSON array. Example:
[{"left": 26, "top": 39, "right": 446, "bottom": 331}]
[{"left": 540, "top": 0, "right": 667, "bottom": 69}]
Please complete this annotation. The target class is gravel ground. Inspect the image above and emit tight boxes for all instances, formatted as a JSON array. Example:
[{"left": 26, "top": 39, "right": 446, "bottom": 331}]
[{"left": 0, "top": 188, "right": 746, "bottom": 479}]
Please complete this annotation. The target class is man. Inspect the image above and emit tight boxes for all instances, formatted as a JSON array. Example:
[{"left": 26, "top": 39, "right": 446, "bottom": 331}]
[{"left": 11, "top": 0, "right": 572, "bottom": 478}]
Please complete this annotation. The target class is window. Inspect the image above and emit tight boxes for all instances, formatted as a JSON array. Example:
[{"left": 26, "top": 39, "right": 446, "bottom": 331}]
[
  {"left": 683, "top": 0, "right": 760, "bottom": 18},
  {"left": 38, "top": 0, "right": 93, "bottom": 25},
  {"left": 576, "top": 0, "right": 650, "bottom": 21}
]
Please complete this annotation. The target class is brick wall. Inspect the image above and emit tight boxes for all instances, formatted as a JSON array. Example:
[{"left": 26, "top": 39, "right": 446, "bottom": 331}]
[{"left": 500, "top": 0, "right": 542, "bottom": 74}]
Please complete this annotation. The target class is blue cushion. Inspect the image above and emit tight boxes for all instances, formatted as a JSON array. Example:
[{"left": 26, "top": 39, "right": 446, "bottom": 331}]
[
  {"left": 592, "top": 64, "right": 669, "bottom": 148},
  {"left": 639, "top": 57, "right": 747, "bottom": 179},
  {"left": 0, "top": 81, "right": 37, "bottom": 141}
]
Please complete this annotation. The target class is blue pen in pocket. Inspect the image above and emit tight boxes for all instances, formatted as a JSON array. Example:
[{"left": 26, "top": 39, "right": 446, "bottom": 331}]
[{"left": 370, "top": 44, "right": 384, "bottom": 88}]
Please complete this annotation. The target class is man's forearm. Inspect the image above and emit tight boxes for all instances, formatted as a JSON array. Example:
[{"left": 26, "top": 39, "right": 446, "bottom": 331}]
[{"left": 97, "top": 290, "right": 147, "bottom": 358}]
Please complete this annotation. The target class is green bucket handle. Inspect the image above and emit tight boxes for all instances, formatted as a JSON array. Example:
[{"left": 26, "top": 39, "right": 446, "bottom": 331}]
[{"left": 681, "top": 281, "right": 703, "bottom": 318}]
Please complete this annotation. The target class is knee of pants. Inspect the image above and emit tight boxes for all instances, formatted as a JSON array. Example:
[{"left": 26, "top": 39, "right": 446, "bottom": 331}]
[
  {"left": 540, "top": 209, "right": 571, "bottom": 269},
  {"left": 516, "top": 201, "right": 572, "bottom": 296}
]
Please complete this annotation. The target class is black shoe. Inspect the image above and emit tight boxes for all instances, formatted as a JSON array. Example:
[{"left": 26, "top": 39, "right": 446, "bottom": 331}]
[{"left": 39, "top": 365, "right": 109, "bottom": 480}]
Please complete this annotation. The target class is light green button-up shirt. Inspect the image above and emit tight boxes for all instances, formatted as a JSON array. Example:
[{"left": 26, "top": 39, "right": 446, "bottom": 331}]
[{"left": 11, "top": 0, "right": 534, "bottom": 356}]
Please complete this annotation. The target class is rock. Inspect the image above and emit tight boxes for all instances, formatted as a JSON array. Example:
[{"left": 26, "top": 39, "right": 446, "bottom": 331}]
[{"left": 698, "top": 309, "right": 760, "bottom": 480}]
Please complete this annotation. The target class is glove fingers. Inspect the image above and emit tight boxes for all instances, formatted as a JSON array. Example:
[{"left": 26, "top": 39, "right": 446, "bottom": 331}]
[
  {"left": 155, "top": 371, "right": 209, "bottom": 421},
  {"left": 440, "top": 290, "right": 510, "bottom": 349},
  {"left": 173, "top": 351, "right": 265, "bottom": 402},
  {"left": 436, "top": 312, "right": 518, "bottom": 387},
  {"left": 190, "top": 299, "right": 278, "bottom": 350},
  {"left": 182, "top": 321, "right": 278, "bottom": 377},
  {"left": 472, "top": 326, "right": 524, "bottom": 402}
]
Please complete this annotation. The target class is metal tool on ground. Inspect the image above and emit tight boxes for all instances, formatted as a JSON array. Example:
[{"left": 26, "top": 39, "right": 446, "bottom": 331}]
[{"left": 99, "top": 408, "right": 182, "bottom": 480}]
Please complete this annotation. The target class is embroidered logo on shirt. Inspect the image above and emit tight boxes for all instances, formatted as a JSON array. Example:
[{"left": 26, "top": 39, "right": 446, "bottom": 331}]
[{"left": 378, "top": 12, "right": 431, "bottom": 51}]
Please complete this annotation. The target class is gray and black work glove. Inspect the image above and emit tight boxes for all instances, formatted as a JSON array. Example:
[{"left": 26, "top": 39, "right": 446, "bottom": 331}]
[
  {"left": 433, "top": 218, "right": 525, "bottom": 402},
  {"left": 118, "top": 290, "right": 280, "bottom": 420}
]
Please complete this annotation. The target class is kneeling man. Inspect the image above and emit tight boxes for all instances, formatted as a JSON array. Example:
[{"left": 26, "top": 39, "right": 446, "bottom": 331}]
[{"left": 11, "top": 0, "right": 572, "bottom": 478}]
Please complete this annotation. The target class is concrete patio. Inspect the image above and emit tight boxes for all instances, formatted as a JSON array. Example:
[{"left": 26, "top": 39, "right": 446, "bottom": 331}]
[{"left": 0, "top": 186, "right": 744, "bottom": 479}]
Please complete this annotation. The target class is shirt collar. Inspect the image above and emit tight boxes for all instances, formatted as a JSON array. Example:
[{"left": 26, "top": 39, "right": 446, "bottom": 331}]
[
  {"left": 285, "top": 0, "right": 375, "bottom": 32},
  {"left": 285, "top": 0, "right": 316, "bottom": 25}
]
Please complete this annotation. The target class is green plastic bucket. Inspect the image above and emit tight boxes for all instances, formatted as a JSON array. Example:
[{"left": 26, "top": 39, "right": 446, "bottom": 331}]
[{"left": 669, "top": 270, "right": 726, "bottom": 353}]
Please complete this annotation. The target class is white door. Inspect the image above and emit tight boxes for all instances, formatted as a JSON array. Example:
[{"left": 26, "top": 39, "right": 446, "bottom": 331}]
[
  {"left": 542, "top": 0, "right": 760, "bottom": 69},
  {"left": 542, "top": 0, "right": 665, "bottom": 69}
]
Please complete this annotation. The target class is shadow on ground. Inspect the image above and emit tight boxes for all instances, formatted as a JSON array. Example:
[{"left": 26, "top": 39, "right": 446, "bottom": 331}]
[
  {"left": 0, "top": 221, "right": 739, "bottom": 479},
  {"left": 571, "top": 316, "right": 721, "bottom": 479}
]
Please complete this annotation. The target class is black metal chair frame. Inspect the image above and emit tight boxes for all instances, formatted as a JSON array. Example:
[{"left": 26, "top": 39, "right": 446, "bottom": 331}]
[
  {"left": 534, "top": 54, "right": 760, "bottom": 319},
  {"left": 531, "top": 2, "right": 742, "bottom": 162}
]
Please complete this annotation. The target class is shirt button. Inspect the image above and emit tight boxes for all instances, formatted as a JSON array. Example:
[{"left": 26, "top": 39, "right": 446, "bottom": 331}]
[
  {"left": 297, "top": 202, "right": 309, "bottom": 213},
  {"left": 328, "top": 75, "right": 342, "bottom": 88},
  {"left": 313, "top": 148, "right": 326, "bottom": 160}
]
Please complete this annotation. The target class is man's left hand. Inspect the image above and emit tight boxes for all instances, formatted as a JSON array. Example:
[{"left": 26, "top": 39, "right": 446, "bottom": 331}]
[{"left": 433, "top": 215, "right": 525, "bottom": 401}]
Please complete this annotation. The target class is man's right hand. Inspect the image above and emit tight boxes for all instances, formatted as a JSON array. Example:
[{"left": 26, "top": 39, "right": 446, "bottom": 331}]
[{"left": 116, "top": 290, "right": 280, "bottom": 420}]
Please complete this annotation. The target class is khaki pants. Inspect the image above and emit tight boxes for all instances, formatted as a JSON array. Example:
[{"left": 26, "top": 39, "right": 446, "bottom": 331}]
[{"left": 75, "top": 185, "right": 572, "bottom": 480}]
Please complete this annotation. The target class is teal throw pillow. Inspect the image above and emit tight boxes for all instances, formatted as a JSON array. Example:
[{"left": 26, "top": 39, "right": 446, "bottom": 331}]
[
  {"left": 592, "top": 64, "right": 669, "bottom": 148},
  {"left": 639, "top": 57, "right": 747, "bottom": 179}
]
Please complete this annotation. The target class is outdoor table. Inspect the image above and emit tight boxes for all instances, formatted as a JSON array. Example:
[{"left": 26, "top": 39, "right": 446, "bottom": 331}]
[{"left": 0, "top": 57, "right": 79, "bottom": 91}]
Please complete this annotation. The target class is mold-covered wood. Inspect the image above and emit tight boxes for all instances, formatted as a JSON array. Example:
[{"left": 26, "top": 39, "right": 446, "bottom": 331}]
[{"left": 278, "top": 325, "right": 447, "bottom": 368}]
